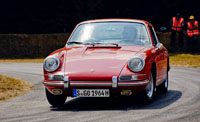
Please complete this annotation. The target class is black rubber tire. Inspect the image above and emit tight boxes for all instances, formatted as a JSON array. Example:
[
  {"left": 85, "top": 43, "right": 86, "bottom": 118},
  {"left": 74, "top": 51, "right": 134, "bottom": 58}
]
[
  {"left": 141, "top": 72, "right": 155, "bottom": 104},
  {"left": 157, "top": 72, "right": 168, "bottom": 94},
  {"left": 45, "top": 88, "right": 67, "bottom": 107}
]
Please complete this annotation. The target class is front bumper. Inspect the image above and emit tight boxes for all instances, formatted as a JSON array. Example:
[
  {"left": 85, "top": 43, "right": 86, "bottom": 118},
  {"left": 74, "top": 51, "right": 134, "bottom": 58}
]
[
  {"left": 43, "top": 75, "right": 149, "bottom": 96},
  {"left": 43, "top": 80, "right": 149, "bottom": 87}
]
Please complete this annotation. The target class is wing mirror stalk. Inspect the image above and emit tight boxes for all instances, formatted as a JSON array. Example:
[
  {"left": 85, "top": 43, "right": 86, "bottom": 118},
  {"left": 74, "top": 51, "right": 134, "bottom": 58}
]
[{"left": 156, "top": 43, "right": 163, "bottom": 51}]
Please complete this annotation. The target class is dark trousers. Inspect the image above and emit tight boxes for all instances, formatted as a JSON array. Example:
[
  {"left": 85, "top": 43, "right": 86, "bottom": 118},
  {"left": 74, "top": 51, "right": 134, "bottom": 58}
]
[
  {"left": 187, "top": 35, "right": 199, "bottom": 53},
  {"left": 171, "top": 30, "right": 183, "bottom": 47}
]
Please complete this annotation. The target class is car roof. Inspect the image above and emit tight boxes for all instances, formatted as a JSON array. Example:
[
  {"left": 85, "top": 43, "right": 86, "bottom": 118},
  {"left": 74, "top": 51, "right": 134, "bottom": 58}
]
[{"left": 79, "top": 19, "right": 151, "bottom": 25}]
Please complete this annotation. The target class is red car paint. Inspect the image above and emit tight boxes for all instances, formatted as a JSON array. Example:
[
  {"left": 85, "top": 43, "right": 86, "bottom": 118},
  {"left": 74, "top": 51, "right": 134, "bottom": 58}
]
[{"left": 43, "top": 19, "right": 169, "bottom": 100}]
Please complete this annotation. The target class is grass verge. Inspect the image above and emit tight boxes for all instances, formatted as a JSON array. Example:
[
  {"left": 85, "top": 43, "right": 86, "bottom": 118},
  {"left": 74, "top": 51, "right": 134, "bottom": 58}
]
[
  {"left": 169, "top": 53, "right": 200, "bottom": 68},
  {"left": 0, "top": 58, "right": 44, "bottom": 63},
  {"left": 0, "top": 74, "right": 33, "bottom": 103}
]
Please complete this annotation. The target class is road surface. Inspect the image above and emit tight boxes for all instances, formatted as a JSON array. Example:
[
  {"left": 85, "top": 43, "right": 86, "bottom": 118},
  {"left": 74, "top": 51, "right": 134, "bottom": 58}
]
[{"left": 0, "top": 63, "right": 200, "bottom": 122}]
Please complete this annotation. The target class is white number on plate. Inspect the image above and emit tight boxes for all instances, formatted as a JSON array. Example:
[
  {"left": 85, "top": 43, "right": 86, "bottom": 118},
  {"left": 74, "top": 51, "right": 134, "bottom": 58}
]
[{"left": 73, "top": 89, "right": 110, "bottom": 97}]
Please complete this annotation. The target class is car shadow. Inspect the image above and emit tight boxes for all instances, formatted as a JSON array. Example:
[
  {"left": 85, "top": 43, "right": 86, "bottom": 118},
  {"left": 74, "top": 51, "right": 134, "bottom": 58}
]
[{"left": 50, "top": 90, "right": 182, "bottom": 111}]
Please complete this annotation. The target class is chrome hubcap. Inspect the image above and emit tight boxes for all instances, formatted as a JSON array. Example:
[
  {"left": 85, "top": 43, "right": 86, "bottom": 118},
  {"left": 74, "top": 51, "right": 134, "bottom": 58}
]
[{"left": 146, "top": 74, "right": 154, "bottom": 98}]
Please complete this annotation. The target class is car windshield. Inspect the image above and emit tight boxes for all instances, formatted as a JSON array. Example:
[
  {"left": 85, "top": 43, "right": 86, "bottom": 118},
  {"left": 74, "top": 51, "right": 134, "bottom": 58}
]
[{"left": 68, "top": 22, "right": 151, "bottom": 46}]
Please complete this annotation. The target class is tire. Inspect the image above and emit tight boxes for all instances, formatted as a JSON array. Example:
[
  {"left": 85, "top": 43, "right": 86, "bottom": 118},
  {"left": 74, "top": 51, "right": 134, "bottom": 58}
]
[
  {"left": 141, "top": 72, "right": 155, "bottom": 104},
  {"left": 157, "top": 72, "right": 168, "bottom": 94},
  {"left": 45, "top": 88, "right": 67, "bottom": 107}
]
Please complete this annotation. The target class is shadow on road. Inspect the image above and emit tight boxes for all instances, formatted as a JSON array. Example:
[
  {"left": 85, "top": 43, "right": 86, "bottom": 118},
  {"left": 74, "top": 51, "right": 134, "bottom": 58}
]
[{"left": 50, "top": 90, "right": 182, "bottom": 111}]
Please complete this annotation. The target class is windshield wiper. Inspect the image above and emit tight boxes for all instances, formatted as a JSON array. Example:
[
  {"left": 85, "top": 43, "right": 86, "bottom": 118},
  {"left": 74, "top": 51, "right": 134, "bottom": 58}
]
[
  {"left": 91, "top": 42, "right": 119, "bottom": 47},
  {"left": 67, "top": 41, "right": 119, "bottom": 47},
  {"left": 67, "top": 41, "right": 97, "bottom": 46},
  {"left": 105, "top": 43, "right": 119, "bottom": 47},
  {"left": 85, "top": 42, "right": 120, "bottom": 47},
  {"left": 67, "top": 41, "right": 84, "bottom": 45}
]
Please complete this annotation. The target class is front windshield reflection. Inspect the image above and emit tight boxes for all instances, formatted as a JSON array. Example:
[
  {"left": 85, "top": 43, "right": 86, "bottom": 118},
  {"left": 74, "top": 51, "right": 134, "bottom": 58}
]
[{"left": 68, "top": 22, "right": 151, "bottom": 46}]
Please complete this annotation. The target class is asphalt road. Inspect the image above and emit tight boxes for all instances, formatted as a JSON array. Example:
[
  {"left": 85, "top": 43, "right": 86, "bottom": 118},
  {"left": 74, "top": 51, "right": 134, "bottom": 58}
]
[{"left": 0, "top": 63, "right": 200, "bottom": 122}]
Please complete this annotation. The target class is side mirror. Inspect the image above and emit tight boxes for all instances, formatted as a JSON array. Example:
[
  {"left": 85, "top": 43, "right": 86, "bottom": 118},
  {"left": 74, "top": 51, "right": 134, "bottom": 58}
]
[{"left": 156, "top": 43, "right": 163, "bottom": 50}]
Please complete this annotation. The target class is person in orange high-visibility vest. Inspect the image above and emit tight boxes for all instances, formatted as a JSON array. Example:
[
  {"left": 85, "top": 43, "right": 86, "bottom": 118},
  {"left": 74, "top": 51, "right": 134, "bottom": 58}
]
[
  {"left": 170, "top": 13, "right": 184, "bottom": 47},
  {"left": 187, "top": 15, "right": 199, "bottom": 53}
]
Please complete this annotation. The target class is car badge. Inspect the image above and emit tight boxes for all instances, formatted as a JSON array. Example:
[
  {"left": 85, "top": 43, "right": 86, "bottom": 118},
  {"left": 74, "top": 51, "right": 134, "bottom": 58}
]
[{"left": 90, "top": 69, "right": 95, "bottom": 72}]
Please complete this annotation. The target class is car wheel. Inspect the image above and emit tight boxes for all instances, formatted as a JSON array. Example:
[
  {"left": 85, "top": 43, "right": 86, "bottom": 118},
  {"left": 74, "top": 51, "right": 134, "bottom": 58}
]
[
  {"left": 45, "top": 88, "right": 67, "bottom": 107},
  {"left": 157, "top": 72, "right": 168, "bottom": 94},
  {"left": 141, "top": 72, "right": 155, "bottom": 104}
]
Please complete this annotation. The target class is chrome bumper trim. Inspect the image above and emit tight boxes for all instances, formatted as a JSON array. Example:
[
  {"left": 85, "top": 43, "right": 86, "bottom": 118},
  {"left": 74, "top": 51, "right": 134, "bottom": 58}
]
[
  {"left": 112, "top": 76, "right": 118, "bottom": 88},
  {"left": 43, "top": 82, "right": 64, "bottom": 86},
  {"left": 118, "top": 81, "right": 150, "bottom": 86},
  {"left": 64, "top": 76, "right": 69, "bottom": 89},
  {"left": 119, "top": 74, "right": 147, "bottom": 81},
  {"left": 44, "top": 81, "right": 149, "bottom": 87}
]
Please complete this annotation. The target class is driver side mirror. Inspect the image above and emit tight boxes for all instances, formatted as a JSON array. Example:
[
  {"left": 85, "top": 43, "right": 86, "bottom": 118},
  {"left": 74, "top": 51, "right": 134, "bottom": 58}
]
[{"left": 156, "top": 43, "right": 163, "bottom": 50}]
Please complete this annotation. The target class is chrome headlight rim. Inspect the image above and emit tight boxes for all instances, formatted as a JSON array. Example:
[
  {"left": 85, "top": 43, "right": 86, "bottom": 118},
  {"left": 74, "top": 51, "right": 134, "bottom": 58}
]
[
  {"left": 128, "top": 56, "right": 145, "bottom": 72},
  {"left": 43, "top": 55, "right": 60, "bottom": 72}
]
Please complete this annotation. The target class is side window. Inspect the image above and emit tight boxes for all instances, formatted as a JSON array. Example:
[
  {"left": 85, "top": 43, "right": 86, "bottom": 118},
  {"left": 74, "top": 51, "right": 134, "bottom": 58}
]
[{"left": 148, "top": 25, "right": 158, "bottom": 46}]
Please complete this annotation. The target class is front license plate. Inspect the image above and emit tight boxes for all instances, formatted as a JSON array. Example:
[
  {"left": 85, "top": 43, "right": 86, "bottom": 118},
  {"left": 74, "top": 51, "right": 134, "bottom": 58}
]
[{"left": 73, "top": 89, "right": 110, "bottom": 97}]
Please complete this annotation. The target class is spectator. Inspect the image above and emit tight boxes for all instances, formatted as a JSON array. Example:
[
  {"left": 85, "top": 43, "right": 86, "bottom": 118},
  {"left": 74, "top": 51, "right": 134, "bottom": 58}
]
[
  {"left": 170, "top": 13, "right": 185, "bottom": 47},
  {"left": 186, "top": 15, "right": 199, "bottom": 53}
]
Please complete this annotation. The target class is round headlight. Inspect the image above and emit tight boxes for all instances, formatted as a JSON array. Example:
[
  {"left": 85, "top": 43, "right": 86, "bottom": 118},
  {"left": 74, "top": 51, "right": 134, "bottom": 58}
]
[
  {"left": 128, "top": 56, "right": 145, "bottom": 72},
  {"left": 44, "top": 56, "right": 60, "bottom": 72}
]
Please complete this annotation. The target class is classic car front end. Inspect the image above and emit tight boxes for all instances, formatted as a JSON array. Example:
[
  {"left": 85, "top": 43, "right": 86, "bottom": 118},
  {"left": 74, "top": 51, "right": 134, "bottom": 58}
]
[{"left": 43, "top": 19, "right": 169, "bottom": 106}]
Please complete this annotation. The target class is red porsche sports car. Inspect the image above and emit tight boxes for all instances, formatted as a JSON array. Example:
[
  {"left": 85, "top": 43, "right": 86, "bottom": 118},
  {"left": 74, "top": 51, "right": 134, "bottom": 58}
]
[{"left": 43, "top": 19, "right": 169, "bottom": 106}]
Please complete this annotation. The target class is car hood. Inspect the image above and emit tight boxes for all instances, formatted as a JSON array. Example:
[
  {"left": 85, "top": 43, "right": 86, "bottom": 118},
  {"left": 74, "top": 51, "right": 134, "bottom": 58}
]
[{"left": 64, "top": 45, "right": 146, "bottom": 81}]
